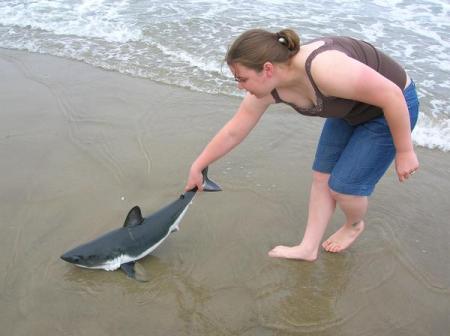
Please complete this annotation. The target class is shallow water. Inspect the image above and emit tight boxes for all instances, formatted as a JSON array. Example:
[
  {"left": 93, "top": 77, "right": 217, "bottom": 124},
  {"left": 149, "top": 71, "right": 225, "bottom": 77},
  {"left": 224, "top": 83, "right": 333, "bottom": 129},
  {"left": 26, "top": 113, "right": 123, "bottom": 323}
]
[{"left": 1, "top": 50, "right": 449, "bottom": 335}]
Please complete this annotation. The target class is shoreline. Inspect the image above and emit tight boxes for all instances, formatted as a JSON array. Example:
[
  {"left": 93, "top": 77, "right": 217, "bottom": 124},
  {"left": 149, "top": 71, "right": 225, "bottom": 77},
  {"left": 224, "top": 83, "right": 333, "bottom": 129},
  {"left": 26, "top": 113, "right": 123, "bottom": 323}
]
[{"left": 2, "top": 46, "right": 448, "bottom": 153}]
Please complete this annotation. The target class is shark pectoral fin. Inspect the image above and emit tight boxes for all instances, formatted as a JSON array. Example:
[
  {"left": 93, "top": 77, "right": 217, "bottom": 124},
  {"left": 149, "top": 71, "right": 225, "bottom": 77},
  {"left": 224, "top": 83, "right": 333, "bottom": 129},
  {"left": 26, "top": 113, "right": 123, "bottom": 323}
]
[
  {"left": 133, "top": 262, "right": 149, "bottom": 282},
  {"left": 120, "top": 261, "right": 149, "bottom": 282},
  {"left": 120, "top": 262, "right": 136, "bottom": 278}
]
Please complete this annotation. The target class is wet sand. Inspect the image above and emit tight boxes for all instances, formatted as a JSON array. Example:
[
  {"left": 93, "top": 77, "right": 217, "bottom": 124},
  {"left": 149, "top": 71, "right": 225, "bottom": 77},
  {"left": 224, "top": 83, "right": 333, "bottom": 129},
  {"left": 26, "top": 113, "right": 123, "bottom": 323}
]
[{"left": 1, "top": 48, "right": 449, "bottom": 336}]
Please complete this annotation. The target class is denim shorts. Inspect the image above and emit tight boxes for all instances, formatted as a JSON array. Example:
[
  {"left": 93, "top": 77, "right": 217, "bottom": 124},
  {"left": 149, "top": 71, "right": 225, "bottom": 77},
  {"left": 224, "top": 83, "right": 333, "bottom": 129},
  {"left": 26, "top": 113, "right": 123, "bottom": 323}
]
[{"left": 312, "top": 80, "right": 419, "bottom": 196}]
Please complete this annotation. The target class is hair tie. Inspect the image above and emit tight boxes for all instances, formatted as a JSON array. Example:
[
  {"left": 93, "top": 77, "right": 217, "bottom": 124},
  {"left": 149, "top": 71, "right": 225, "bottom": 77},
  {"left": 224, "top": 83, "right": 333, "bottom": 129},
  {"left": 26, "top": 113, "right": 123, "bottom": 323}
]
[{"left": 276, "top": 33, "right": 288, "bottom": 48}]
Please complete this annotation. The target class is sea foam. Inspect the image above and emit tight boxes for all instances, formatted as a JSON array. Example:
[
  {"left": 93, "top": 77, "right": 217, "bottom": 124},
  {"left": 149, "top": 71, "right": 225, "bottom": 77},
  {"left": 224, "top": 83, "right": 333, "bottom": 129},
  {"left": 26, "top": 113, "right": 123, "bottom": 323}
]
[{"left": 0, "top": 0, "right": 449, "bottom": 151}]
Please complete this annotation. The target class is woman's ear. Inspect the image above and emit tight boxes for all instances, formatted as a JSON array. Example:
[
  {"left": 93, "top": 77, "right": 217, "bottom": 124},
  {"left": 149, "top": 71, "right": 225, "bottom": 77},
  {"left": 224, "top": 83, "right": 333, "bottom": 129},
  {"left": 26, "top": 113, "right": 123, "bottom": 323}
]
[{"left": 263, "top": 62, "right": 274, "bottom": 77}]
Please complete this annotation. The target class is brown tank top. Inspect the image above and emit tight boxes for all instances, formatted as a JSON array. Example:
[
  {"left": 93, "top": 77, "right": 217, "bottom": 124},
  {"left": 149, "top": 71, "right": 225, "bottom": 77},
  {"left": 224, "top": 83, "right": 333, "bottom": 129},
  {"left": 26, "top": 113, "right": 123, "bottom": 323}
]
[{"left": 271, "top": 36, "right": 407, "bottom": 125}]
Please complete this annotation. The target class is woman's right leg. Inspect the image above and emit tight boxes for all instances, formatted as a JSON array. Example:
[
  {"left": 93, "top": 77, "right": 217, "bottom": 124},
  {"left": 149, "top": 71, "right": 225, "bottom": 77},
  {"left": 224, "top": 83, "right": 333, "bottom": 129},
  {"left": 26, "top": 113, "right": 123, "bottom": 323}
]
[
  {"left": 268, "top": 118, "right": 353, "bottom": 260},
  {"left": 268, "top": 171, "right": 336, "bottom": 260}
]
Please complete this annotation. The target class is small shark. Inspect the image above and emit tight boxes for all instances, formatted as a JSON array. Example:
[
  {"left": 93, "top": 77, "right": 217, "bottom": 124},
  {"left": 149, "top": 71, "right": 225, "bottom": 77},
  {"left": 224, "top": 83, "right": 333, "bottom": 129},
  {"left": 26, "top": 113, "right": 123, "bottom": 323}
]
[{"left": 61, "top": 168, "right": 221, "bottom": 281}]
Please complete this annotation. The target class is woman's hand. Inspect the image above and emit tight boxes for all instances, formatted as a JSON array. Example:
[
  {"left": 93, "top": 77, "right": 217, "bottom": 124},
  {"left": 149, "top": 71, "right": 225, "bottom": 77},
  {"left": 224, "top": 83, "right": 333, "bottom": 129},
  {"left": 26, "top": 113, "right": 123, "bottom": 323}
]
[
  {"left": 185, "top": 164, "right": 204, "bottom": 192},
  {"left": 395, "top": 150, "right": 419, "bottom": 182}
]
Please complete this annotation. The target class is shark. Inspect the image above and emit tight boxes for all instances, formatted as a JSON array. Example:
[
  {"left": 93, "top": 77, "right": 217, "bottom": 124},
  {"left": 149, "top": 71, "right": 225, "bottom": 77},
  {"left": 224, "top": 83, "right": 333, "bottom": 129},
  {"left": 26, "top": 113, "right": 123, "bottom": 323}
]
[{"left": 60, "top": 168, "right": 221, "bottom": 281}]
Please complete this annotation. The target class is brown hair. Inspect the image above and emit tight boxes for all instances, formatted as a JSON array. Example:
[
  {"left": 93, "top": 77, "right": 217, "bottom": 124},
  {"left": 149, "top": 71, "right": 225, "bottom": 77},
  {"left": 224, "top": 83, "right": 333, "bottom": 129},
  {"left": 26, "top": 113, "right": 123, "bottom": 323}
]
[{"left": 225, "top": 28, "right": 300, "bottom": 71}]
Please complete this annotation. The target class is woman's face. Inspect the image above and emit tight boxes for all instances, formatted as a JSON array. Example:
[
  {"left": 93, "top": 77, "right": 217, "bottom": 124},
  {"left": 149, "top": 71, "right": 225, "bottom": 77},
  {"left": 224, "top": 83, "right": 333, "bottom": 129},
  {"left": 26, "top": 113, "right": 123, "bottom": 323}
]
[{"left": 230, "top": 63, "right": 273, "bottom": 98}]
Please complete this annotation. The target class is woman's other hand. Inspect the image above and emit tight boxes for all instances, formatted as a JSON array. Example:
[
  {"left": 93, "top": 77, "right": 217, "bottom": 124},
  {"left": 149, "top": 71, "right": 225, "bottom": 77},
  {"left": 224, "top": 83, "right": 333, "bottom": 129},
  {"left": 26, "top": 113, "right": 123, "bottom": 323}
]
[{"left": 395, "top": 150, "right": 419, "bottom": 182}]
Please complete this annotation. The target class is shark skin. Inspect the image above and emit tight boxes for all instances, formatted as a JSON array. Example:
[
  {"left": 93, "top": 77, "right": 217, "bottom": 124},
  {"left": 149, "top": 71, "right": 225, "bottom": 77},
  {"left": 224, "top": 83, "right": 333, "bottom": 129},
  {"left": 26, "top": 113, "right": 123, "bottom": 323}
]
[{"left": 61, "top": 168, "right": 221, "bottom": 281}]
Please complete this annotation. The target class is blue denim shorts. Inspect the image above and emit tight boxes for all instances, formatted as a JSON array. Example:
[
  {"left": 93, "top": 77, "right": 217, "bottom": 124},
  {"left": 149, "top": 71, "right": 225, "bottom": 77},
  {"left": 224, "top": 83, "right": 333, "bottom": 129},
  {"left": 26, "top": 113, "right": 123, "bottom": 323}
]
[{"left": 312, "top": 80, "right": 419, "bottom": 196}]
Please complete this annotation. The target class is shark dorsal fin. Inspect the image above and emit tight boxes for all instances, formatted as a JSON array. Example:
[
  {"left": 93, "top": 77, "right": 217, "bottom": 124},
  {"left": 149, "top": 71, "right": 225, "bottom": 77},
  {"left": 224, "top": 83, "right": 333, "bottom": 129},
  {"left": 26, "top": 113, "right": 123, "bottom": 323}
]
[{"left": 124, "top": 206, "right": 144, "bottom": 227}]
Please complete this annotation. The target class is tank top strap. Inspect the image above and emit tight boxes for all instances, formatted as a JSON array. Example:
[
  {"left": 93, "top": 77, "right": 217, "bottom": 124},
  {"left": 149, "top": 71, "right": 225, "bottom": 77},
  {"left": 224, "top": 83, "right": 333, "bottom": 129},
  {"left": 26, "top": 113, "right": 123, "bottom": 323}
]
[
  {"left": 272, "top": 38, "right": 340, "bottom": 105},
  {"left": 304, "top": 38, "right": 336, "bottom": 95},
  {"left": 270, "top": 88, "right": 283, "bottom": 103}
]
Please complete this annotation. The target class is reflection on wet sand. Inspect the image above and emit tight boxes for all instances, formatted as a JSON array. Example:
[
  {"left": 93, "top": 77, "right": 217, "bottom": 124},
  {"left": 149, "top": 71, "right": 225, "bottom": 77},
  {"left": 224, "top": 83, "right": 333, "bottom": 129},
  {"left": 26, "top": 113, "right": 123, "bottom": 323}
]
[{"left": 1, "top": 49, "right": 449, "bottom": 335}]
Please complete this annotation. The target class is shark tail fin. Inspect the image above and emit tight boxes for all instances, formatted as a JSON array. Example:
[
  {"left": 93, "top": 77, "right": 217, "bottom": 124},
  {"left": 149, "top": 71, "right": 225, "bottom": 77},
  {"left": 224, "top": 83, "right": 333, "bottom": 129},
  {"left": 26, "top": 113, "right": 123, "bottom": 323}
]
[{"left": 201, "top": 167, "right": 222, "bottom": 192}]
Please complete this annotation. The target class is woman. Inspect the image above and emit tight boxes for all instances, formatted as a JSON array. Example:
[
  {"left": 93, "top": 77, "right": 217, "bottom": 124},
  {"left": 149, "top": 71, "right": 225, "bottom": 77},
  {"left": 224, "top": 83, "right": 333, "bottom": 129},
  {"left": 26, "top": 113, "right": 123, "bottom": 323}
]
[{"left": 184, "top": 28, "right": 419, "bottom": 261}]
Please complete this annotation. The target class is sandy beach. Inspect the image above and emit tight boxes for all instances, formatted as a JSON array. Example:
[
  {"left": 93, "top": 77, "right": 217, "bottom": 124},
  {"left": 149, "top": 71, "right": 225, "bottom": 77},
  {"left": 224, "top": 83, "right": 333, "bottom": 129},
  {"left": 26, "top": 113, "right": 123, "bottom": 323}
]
[{"left": 1, "top": 48, "right": 449, "bottom": 335}]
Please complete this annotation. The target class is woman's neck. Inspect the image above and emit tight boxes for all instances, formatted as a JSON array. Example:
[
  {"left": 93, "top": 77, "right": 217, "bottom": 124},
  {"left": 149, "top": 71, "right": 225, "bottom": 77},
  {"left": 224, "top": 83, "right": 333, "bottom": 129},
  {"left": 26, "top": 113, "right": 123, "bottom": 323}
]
[{"left": 275, "top": 52, "right": 309, "bottom": 90}]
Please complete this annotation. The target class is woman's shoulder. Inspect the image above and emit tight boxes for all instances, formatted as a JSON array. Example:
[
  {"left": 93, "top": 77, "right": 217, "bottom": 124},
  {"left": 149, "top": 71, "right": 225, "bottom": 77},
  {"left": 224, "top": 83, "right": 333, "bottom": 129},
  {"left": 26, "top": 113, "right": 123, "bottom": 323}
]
[{"left": 304, "top": 36, "right": 354, "bottom": 67}]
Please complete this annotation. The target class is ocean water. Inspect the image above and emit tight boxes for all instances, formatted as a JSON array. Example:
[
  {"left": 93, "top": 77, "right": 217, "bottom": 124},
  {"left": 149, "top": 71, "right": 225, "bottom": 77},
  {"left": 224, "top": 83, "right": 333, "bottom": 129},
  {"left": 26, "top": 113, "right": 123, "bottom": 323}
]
[{"left": 1, "top": 0, "right": 449, "bottom": 151}]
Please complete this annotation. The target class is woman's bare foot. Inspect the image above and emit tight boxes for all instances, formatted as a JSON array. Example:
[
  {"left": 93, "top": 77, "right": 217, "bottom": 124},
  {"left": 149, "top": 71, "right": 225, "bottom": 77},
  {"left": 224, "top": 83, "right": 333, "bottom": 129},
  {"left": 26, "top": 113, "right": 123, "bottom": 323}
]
[
  {"left": 322, "top": 220, "right": 365, "bottom": 253},
  {"left": 268, "top": 244, "right": 318, "bottom": 261}
]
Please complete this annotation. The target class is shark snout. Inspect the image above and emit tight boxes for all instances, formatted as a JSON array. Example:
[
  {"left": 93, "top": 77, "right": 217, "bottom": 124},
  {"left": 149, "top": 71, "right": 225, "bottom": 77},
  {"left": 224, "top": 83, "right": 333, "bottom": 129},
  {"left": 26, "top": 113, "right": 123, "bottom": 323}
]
[{"left": 60, "top": 253, "right": 80, "bottom": 264}]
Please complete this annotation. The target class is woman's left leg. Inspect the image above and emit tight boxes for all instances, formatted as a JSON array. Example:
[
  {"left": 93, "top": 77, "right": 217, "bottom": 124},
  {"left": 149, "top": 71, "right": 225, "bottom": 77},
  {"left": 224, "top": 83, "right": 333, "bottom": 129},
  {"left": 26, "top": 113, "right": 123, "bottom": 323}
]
[
  {"left": 318, "top": 117, "right": 397, "bottom": 253},
  {"left": 323, "top": 80, "right": 420, "bottom": 253},
  {"left": 322, "top": 192, "right": 367, "bottom": 252}
]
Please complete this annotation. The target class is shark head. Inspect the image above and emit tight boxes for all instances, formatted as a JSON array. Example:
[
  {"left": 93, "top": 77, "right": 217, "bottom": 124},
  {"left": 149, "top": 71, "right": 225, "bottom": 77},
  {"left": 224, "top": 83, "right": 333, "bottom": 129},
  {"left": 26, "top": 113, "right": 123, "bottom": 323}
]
[
  {"left": 61, "top": 207, "right": 145, "bottom": 270},
  {"left": 61, "top": 240, "right": 120, "bottom": 269}
]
